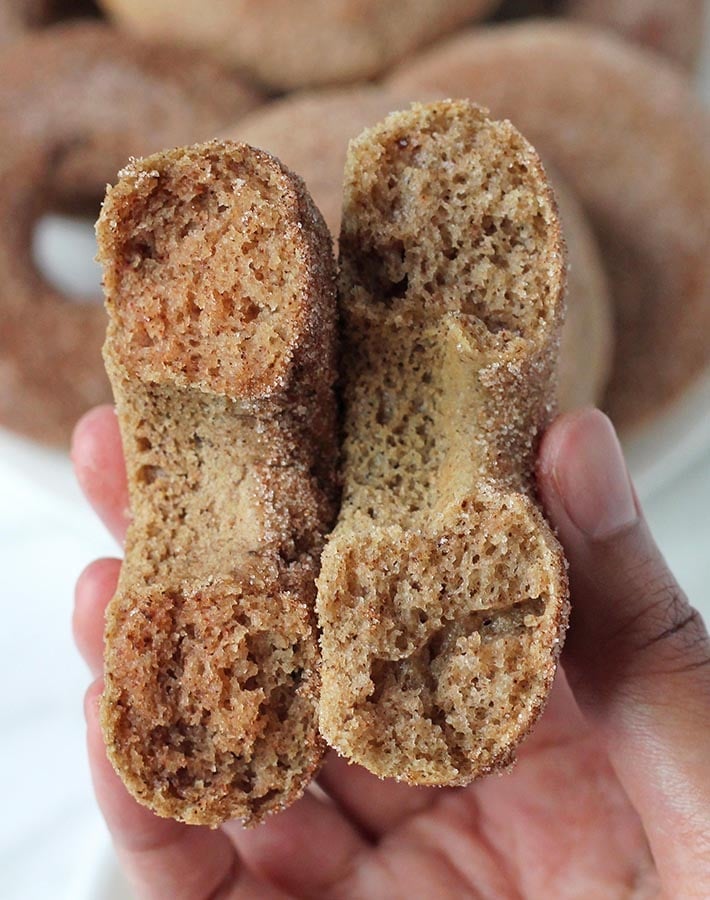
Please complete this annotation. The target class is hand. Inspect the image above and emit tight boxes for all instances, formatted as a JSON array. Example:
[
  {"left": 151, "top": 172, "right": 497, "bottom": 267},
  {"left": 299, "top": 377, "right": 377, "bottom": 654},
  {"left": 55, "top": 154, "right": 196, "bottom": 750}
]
[{"left": 72, "top": 406, "right": 710, "bottom": 899}]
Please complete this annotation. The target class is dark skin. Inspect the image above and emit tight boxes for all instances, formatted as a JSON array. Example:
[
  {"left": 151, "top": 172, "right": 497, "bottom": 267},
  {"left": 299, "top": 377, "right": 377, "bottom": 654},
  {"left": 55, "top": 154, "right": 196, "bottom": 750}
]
[{"left": 73, "top": 407, "right": 710, "bottom": 899}]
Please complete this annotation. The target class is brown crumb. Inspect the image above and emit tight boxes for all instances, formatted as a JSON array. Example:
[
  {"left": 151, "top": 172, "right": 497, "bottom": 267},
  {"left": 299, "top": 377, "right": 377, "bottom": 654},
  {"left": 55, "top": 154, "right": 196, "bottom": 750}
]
[
  {"left": 97, "top": 140, "right": 338, "bottom": 826},
  {"left": 317, "top": 101, "right": 570, "bottom": 785}
]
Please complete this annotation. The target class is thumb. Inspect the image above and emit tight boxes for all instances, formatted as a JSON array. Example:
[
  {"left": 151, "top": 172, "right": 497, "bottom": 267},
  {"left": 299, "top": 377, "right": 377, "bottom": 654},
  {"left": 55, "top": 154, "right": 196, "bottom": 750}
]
[{"left": 538, "top": 409, "right": 710, "bottom": 892}]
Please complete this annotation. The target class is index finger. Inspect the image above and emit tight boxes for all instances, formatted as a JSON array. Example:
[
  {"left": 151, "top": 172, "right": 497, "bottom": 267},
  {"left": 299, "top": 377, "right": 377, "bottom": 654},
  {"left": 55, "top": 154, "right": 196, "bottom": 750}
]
[
  {"left": 538, "top": 409, "right": 710, "bottom": 891},
  {"left": 72, "top": 405, "right": 130, "bottom": 545}
]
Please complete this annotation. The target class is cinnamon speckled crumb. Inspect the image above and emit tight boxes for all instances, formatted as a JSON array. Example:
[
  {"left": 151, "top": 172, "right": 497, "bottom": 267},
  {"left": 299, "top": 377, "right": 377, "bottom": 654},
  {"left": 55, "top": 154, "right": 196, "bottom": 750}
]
[
  {"left": 97, "top": 140, "right": 337, "bottom": 826},
  {"left": 317, "top": 101, "right": 570, "bottom": 785}
]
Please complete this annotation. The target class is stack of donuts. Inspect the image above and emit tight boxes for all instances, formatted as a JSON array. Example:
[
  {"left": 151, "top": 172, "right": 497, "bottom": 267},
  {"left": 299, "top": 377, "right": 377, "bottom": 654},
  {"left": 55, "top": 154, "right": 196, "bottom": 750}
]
[{"left": 0, "top": 0, "right": 708, "bottom": 445}]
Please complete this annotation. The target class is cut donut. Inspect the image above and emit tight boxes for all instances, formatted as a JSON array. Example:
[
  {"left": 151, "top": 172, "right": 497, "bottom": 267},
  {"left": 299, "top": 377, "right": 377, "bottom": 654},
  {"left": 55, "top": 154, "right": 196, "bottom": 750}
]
[
  {"left": 317, "top": 101, "right": 569, "bottom": 784},
  {"left": 97, "top": 141, "right": 338, "bottom": 825},
  {"left": 232, "top": 85, "right": 612, "bottom": 412}
]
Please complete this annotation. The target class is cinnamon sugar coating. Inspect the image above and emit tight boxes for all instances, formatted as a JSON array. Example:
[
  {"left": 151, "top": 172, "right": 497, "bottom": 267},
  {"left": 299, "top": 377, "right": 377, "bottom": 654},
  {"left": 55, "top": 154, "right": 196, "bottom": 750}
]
[
  {"left": 317, "top": 101, "right": 569, "bottom": 784},
  {"left": 97, "top": 141, "right": 337, "bottom": 826}
]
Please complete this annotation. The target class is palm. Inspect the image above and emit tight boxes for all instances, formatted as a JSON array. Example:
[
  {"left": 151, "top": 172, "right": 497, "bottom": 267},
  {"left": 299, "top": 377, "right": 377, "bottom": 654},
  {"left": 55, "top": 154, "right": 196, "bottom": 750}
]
[{"left": 211, "top": 673, "right": 656, "bottom": 899}]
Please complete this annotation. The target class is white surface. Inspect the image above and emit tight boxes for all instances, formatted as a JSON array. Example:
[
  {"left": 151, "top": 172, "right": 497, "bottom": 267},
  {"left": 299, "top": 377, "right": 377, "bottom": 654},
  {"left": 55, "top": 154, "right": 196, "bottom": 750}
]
[
  {"left": 2, "top": 16, "right": 710, "bottom": 900},
  {"left": 624, "top": 365, "right": 710, "bottom": 499},
  {"left": 0, "top": 463, "right": 115, "bottom": 900},
  {"left": 33, "top": 214, "right": 103, "bottom": 302}
]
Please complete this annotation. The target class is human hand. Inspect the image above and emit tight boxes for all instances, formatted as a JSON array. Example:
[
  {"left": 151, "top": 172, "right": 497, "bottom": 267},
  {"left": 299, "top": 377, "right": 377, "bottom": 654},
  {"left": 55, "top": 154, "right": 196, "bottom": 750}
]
[{"left": 72, "top": 406, "right": 710, "bottom": 898}]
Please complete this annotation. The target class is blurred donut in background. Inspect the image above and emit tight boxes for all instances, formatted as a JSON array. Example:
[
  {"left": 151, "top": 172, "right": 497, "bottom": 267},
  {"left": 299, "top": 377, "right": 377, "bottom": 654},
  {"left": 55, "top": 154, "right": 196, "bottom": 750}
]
[
  {"left": 553, "top": 178, "right": 613, "bottom": 413},
  {"left": 0, "top": 22, "right": 261, "bottom": 203},
  {"left": 0, "top": 0, "right": 99, "bottom": 48},
  {"left": 565, "top": 0, "right": 705, "bottom": 70},
  {"left": 231, "top": 85, "right": 614, "bottom": 412},
  {"left": 495, "top": 0, "right": 704, "bottom": 69},
  {"left": 390, "top": 22, "right": 710, "bottom": 429},
  {"left": 0, "top": 22, "right": 262, "bottom": 444},
  {"left": 0, "top": 0, "right": 51, "bottom": 47},
  {"left": 0, "top": 5, "right": 705, "bottom": 447},
  {"left": 0, "top": 149, "right": 108, "bottom": 446},
  {"left": 97, "top": 0, "right": 503, "bottom": 91}
]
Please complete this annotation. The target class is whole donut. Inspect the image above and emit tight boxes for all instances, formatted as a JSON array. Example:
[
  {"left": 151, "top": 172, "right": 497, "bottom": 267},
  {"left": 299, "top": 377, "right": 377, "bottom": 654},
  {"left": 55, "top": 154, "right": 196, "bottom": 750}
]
[
  {"left": 390, "top": 22, "right": 710, "bottom": 429},
  {"left": 231, "top": 86, "right": 613, "bottom": 412},
  {"left": 98, "top": 0, "right": 502, "bottom": 91},
  {"left": 0, "top": 23, "right": 261, "bottom": 445}
]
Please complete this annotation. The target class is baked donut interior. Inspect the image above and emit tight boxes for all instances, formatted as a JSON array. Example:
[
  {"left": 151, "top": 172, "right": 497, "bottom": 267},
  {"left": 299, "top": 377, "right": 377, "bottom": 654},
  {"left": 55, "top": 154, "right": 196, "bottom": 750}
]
[
  {"left": 97, "top": 141, "right": 336, "bottom": 825},
  {"left": 317, "top": 101, "right": 569, "bottom": 784}
]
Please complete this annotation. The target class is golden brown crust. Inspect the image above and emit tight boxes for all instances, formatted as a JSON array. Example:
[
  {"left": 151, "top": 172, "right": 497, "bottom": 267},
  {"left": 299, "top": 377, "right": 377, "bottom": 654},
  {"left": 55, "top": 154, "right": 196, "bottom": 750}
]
[
  {"left": 0, "top": 22, "right": 261, "bottom": 446},
  {"left": 98, "top": 0, "right": 502, "bottom": 90},
  {"left": 97, "top": 141, "right": 338, "bottom": 826},
  {"left": 316, "top": 101, "right": 569, "bottom": 785},
  {"left": 389, "top": 22, "right": 710, "bottom": 430},
  {"left": 233, "top": 85, "right": 613, "bottom": 412}
]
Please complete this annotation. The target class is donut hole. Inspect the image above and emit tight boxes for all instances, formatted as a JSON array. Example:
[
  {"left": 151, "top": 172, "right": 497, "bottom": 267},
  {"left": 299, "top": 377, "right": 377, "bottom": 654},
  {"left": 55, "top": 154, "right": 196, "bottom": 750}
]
[{"left": 33, "top": 211, "right": 103, "bottom": 303}]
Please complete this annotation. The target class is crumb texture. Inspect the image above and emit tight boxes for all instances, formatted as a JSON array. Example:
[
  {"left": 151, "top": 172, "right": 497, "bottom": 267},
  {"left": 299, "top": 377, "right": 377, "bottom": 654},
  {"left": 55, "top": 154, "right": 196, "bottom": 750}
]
[
  {"left": 317, "top": 101, "right": 569, "bottom": 784},
  {"left": 97, "top": 141, "right": 337, "bottom": 826},
  {"left": 232, "top": 85, "right": 612, "bottom": 410}
]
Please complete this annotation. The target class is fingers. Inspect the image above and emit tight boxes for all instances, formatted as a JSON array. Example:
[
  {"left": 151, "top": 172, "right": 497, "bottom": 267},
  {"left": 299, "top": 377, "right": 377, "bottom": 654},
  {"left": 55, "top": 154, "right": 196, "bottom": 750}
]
[
  {"left": 78, "top": 563, "right": 372, "bottom": 897},
  {"left": 317, "top": 752, "right": 445, "bottom": 839},
  {"left": 73, "top": 558, "right": 121, "bottom": 676},
  {"left": 224, "top": 784, "right": 372, "bottom": 898},
  {"left": 85, "top": 682, "right": 284, "bottom": 900},
  {"left": 72, "top": 405, "right": 129, "bottom": 545},
  {"left": 538, "top": 408, "right": 710, "bottom": 890}
]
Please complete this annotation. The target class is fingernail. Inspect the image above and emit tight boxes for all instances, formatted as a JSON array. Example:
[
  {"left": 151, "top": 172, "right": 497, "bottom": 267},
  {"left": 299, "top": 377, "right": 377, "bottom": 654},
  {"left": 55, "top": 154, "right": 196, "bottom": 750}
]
[{"left": 553, "top": 410, "right": 639, "bottom": 540}]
